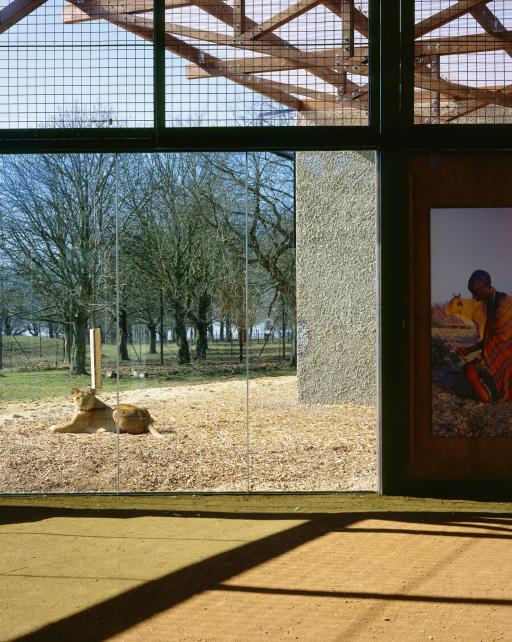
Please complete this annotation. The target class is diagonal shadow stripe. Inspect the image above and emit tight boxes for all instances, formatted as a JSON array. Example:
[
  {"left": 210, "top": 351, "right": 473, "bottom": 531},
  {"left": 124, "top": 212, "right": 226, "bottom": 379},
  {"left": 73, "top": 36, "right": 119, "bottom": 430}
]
[
  {"left": 215, "top": 583, "right": 512, "bottom": 606},
  {"left": 0, "top": 506, "right": 361, "bottom": 526},
  {"left": 336, "top": 527, "right": 512, "bottom": 540},
  {"left": 12, "top": 514, "right": 357, "bottom": 642}
]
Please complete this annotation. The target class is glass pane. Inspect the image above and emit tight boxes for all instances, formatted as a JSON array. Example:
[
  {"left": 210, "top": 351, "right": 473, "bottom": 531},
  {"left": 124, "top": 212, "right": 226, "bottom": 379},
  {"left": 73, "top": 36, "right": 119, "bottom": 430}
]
[
  {"left": 0, "top": 153, "right": 120, "bottom": 492},
  {"left": 414, "top": 1, "right": 512, "bottom": 124},
  {"left": 0, "top": 0, "right": 153, "bottom": 129},
  {"left": 165, "top": 0, "right": 369, "bottom": 127},
  {"left": 116, "top": 152, "right": 249, "bottom": 492},
  {"left": 250, "top": 150, "right": 377, "bottom": 491}
]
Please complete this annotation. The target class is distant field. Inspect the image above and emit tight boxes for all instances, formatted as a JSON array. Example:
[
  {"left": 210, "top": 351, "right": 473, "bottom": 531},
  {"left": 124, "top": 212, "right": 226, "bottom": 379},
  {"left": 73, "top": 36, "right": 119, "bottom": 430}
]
[
  {"left": 0, "top": 336, "right": 295, "bottom": 401},
  {"left": 0, "top": 335, "right": 291, "bottom": 370}
]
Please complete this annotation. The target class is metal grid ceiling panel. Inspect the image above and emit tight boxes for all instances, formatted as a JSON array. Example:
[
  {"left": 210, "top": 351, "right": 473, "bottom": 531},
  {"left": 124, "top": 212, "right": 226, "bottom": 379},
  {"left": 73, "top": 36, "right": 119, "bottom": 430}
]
[
  {"left": 0, "top": 0, "right": 154, "bottom": 128},
  {"left": 415, "top": 1, "right": 512, "bottom": 124}
]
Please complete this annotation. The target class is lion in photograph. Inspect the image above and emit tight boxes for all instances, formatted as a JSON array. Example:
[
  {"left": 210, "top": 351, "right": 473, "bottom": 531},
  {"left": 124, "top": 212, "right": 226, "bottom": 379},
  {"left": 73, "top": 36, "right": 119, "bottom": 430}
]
[{"left": 51, "top": 387, "right": 162, "bottom": 437}]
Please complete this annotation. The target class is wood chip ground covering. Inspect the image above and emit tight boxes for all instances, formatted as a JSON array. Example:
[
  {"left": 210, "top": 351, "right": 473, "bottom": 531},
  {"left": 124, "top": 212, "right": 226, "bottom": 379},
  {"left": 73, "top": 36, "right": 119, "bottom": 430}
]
[{"left": 0, "top": 376, "right": 377, "bottom": 493}]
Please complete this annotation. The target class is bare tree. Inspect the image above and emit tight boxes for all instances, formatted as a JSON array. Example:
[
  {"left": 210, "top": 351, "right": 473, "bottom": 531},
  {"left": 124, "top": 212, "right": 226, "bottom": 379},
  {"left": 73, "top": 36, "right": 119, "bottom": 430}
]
[
  {"left": 0, "top": 153, "right": 116, "bottom": 374},
  {"left": 198, "top": 152, "right": 296, "bottom": 364}
]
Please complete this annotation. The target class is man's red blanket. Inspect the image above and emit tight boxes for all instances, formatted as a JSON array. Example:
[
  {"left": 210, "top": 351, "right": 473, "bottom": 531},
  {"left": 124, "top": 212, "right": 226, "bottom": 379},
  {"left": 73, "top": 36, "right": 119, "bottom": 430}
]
[{"left": 484, "top": 294, "right": 512, "bottom": 402}]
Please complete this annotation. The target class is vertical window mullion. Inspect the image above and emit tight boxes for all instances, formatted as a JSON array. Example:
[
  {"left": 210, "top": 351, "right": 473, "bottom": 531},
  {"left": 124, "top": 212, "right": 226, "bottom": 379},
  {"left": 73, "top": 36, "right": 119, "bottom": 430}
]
[{"left": 153, "top": 0, "right": 166, "bottom": 135}]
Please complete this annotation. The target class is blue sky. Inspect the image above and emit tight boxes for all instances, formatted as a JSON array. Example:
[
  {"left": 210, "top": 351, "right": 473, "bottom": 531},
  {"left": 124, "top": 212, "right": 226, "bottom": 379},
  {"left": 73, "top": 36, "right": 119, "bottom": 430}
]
[
  {"left": 0, "top": 0, "right": 289, "bottom": 128},
  {"left": 431, "top": 208, "right": 512, "bottom": 304}
]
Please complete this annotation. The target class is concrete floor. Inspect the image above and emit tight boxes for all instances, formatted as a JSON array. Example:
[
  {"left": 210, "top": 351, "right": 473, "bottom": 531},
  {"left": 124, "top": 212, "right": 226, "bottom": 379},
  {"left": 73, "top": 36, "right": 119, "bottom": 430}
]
[{"left": 0, "top": 494, "right": 511, "bottom": 642}]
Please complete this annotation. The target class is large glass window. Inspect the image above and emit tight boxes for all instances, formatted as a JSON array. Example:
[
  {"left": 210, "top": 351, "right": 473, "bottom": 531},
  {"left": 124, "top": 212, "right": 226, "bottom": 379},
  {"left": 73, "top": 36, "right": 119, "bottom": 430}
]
[{"left": 0, "top": 151, "right": 377, "bottom": 493}]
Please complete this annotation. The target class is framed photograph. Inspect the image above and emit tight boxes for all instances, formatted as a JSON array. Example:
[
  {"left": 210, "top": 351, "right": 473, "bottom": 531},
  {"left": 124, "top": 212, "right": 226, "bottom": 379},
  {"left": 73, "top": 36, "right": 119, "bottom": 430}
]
[
  {"left": 407, "top": 151, "right": 512, "bottom": 482},
  {"left": 431, "top": 208, "right": 512, "bottom": 438}
]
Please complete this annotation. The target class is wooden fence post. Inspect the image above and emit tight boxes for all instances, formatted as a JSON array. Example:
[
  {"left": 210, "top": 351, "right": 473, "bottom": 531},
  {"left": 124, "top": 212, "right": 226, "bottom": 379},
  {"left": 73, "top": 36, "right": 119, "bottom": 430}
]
[{"left": 90, "top": 327, "right": 102, "bottom": 389}]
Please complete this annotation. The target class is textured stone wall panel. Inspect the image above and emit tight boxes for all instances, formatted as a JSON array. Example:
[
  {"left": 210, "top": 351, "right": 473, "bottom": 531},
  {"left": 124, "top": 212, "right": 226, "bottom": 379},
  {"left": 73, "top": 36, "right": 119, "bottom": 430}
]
[{"left": 296, "top": 151, "right": 377, "bottom": 405}]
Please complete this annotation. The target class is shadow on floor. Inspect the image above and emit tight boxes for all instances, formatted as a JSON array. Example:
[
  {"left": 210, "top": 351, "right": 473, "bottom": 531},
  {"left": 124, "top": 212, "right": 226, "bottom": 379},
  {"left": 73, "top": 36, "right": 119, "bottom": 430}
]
[{"left": 2, "top": 505, "right": 511, "bottom": 642}]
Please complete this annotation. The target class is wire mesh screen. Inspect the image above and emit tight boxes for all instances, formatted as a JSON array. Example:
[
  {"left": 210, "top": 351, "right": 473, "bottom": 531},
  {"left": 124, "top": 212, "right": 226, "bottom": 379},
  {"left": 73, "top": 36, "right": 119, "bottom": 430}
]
[
  {"left": 0, "top": 0, "right": 153, "bottom": 129},
  {"left": 415, "top": 1, "right": 512, "bottom": 124},
  {"left": 164, "top": 0, "right": 369, "bottom": 127}
]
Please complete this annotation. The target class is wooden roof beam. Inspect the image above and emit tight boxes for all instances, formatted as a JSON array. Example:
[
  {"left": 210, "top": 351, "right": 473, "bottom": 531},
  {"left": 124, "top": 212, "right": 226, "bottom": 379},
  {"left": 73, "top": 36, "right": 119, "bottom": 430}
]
[
  {"left": 162, "top": 34, "right": 312, "bottom": 112},
  {"left": 322, "top": 0, "right": 368, "bottom": 39},
  {"left": 0, "top": 0, "right": 47, "bottom": 33},
  {"left": 268, "top": 78, "right": 368, "bottom": 109},
  {"left": 237, "top": 0, "right": 322, "bottom": 42},
  {"left": 414, "top": 72, "right": 512, "bottom": 107},
  {"left": 184, "top": 48, "right": 368, "bottom": 79},
  {"left": 416, "top": 32, "right": 512, "bottom": 57},
  {"left": 415, "top": 0, "right": 491, "bottom": 39},
  {"left": 442, "top": 84, "right": 512, "bottom": 121},
  {"left": 469, "top": 4, "right": 512, "bottom": 57},
  {"left": 193, "top": 0, "right": 359, "bottom": 92},
  {"left": 163, "top": 21, "right": 366, "bottom": 86},
  {"left": 62, "top": 0, "right": 191, "bottom": 24},
  {"left": 65, "top": 1, "right": 310, "bottom": 113}
]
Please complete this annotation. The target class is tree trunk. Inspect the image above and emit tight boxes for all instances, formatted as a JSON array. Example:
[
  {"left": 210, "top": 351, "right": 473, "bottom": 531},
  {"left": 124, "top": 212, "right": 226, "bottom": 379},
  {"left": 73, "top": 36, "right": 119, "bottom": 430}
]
[
  {"left": 63, "top": 322, "right": 72, "bottom": 364},
  {"left": 219, "top": 320, "right": 224, "bottom": 341},
  {"left": 208, "top": 323, "right": 214, "bottom": 342},
  {"left": 282, "top": 307, "right": 286, "bottom": 361},
  {"left": 195, "top": 322, "right": 208, "bottom": 361},
  {"left": 69, "top": 312, "right": 87, "bottom": 375},
  {"left": 118, "top": 307, "right": 130, "bottom": 361},
  {"left": 175, "top": 315, "right": 190, "bottom": 364},
  {"left": 195, "top": 292, "right": 210, "bottom": 361},
  {"left": 289, "top": 319, "right": 297, "bottom": 368},
  {"left": 148, "top": 322, "right": 157, "bottom": 354},
  {"left": 238, "top": 325, "right": 246, "bottom": 363},
  {"left": 4, "top": 316, "right": 12, "bottom": 336},
  {"left": 226, "top": 316, "right": 233, "bottom": 342}
]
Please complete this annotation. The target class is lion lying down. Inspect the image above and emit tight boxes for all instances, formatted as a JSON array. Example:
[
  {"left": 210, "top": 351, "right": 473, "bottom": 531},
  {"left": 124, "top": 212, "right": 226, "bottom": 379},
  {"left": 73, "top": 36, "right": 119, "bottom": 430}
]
[{"left": 51, "top": 387, "right": 162, "bottom": 437}]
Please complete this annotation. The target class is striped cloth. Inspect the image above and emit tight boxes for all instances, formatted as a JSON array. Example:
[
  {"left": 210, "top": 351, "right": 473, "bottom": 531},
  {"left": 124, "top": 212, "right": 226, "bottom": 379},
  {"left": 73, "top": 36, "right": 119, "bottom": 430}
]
[{"left": 484, "top": 293, "right": 512, "bottom": 402}]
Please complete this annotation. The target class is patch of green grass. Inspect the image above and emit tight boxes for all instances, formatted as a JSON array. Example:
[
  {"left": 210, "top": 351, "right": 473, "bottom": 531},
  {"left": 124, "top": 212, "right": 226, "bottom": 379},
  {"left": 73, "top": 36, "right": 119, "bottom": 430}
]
[
  {"left": 0, "top": 364, "right": 296, "bottom": 402},
  {"left": 0, "top": 335, "right": 295, "bottom": 401}
]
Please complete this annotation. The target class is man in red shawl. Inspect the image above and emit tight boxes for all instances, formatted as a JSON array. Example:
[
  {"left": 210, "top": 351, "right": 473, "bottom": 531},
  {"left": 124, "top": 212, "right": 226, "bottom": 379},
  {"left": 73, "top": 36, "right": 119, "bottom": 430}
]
[{"left": 457, "top": 270, "right": 512, "bottom": 403}]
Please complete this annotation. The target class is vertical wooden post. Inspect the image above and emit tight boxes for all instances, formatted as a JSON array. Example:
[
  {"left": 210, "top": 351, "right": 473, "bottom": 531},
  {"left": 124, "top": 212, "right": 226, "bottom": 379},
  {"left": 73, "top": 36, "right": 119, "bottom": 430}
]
[
  {"left": 341, "top": 0, "right": 354, "bottom": 58},
  {"left": 234, "top": 0, "right": 246, "bottom": 37},
  {"left": 337, "top": 0, "right": 354, "bottom": 99},
  {"left": 90, "top": 327, "right": 102, "bottom": 389},
  {"left": 430, "top": 53, "right": 441, "bottom": 124}
]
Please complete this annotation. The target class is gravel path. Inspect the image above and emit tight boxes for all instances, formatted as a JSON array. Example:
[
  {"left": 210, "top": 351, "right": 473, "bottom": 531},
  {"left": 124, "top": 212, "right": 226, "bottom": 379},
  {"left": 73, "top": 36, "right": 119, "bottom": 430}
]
[{"left": 0, "top": 376, "right": 377, "bottom": 492}]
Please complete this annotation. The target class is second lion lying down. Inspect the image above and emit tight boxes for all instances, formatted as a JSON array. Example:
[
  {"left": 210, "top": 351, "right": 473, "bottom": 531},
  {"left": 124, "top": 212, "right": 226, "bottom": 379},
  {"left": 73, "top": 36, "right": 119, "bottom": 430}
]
[{"left": 51, "top": 387, "right": 162, "bottom": 437}]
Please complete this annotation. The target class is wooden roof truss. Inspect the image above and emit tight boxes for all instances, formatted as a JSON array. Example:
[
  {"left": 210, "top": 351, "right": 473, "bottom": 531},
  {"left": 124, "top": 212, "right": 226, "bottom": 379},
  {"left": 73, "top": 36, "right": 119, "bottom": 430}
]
[{"left": 1, "top": 0, "right": 511, "bottom": 123}]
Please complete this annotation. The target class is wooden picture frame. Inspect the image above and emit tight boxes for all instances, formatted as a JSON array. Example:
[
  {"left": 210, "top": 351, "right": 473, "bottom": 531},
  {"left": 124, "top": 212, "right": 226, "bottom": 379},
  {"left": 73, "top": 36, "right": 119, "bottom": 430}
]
[{"left": 408, "top": 151, "right": 512, "bottom": 481}]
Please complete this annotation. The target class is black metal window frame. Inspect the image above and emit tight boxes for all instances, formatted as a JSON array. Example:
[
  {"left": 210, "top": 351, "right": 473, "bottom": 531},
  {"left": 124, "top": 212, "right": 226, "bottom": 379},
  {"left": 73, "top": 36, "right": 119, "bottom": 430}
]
[
  {"left": 2, "top": 1, "right": 512, "bottom": 152},
  {"left": 1, "top": 0, "right": 511, "bottom": 497}
]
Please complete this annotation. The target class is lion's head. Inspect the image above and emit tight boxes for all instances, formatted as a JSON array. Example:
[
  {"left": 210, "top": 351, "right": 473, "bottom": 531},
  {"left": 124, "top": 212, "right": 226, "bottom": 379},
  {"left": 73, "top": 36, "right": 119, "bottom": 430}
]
[{"left": 71, "top": 387, "right": 98, "bottom": 411}]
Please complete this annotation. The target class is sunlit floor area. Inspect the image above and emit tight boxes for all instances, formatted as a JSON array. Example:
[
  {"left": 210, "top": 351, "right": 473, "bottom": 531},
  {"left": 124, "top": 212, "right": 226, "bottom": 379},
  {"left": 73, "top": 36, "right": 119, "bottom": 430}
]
[{"left": 1, "top": 495, "right": 511, "bottom": 642}]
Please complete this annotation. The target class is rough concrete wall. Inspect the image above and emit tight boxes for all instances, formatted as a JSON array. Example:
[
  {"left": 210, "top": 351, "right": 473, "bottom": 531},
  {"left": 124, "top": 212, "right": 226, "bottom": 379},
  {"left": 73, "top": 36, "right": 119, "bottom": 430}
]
[{"left": 296, "top": 151, "right": 377, "bottom": 405}]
